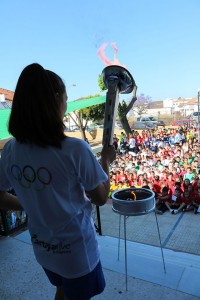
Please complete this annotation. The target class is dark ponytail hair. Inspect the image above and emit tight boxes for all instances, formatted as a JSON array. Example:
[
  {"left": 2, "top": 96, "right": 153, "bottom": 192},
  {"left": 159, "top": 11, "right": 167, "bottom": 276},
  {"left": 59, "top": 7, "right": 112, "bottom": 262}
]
[{"left": 9, "top": 63, "right": 66, "bottom": 147}]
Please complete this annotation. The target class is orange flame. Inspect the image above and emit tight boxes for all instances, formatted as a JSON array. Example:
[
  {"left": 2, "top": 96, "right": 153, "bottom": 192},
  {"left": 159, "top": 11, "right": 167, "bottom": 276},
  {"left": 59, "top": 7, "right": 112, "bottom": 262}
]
[
  {"left": 97, "top": 42, "right": 126, "bottom": 68},
  {"left": 131, "top": 191, "right": 137, "bottom": 201}
]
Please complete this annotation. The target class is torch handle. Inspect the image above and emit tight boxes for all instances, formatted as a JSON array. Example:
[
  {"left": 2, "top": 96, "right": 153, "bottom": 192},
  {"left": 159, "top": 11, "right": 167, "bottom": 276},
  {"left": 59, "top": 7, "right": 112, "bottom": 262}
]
[
  {"left": 101, "top": 65, "right": 135, "bottom": 146},
  {"left": 102, "top": 80, "right": 120, "bottom": 146}
]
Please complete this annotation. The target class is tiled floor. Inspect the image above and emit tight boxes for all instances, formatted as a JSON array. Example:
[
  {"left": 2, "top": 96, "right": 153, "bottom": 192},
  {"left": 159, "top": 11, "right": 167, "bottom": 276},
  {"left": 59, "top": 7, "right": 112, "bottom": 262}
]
[{"left": 98, "top": 201, "right": 200, "bottom": 255}]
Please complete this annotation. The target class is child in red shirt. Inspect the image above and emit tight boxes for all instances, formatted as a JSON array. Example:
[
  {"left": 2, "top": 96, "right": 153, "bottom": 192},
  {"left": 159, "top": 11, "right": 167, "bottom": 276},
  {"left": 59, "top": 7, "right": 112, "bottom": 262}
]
[
  {"left": 170, "top": 188, "right": 183, "bottom": 214},
  {"left": 117, "top": 170, "right": 127, "bottom": 183},
  {"left": 193, "top": 188, "right": 200, "bottom": 214},
  {"left": 153, "top": 175, "right": 161, "bottom": 194},
  {"left": 148, "top": 182, "right": 157, "bottom": 194},
  {"left": 181, "top": 190, "right": 193, "bottom": 212},
  {"left": 182, "top": 178, "right": 190, "bottom": 191},
  {"left": 187, "top": 183, "right": 195, "bottom": 198},
  {"left": 182, "top": 187, "right": 192, "bottom": 206},
  {"left": 172, "top": 190, "right": 192, "bottom": 214},
  {"left": 193, "top": 179, "right": 200, "bottom": 195},
  {"left": 166, "top": 173, "right": 175, "bottom": 188},
  {"left": 156, "top": 186, "right": 172, "bottom": 214}
]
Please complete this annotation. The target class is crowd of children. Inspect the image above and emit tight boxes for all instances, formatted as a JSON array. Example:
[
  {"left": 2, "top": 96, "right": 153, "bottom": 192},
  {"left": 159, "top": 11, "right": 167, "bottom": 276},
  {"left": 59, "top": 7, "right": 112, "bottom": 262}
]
[{"left": 108, "top": 123, "right": 200, "bottom": 215}]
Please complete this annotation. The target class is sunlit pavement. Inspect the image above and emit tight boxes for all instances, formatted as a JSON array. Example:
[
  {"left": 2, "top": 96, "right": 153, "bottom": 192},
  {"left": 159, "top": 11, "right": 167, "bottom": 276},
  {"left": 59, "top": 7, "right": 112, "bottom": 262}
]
[
  {"left": 1, "top": 229, "right": 200, "bottom": 300},
  {"left": 99, "top": 200, "right": 200, "bottom": 256}
]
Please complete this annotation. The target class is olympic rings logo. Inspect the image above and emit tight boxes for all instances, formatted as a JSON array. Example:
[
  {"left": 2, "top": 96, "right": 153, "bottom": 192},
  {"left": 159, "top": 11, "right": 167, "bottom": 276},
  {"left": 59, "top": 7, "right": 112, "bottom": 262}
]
[{"left": 11, "top": 164, "right": 52, "bottom": 191}]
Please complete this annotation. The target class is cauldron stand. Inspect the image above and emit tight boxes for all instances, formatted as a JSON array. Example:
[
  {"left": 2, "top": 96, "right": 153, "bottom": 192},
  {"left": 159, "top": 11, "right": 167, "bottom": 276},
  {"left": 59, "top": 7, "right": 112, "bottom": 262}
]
[{"left": 112, "top": 188, "right": 166, "bottom": 291}]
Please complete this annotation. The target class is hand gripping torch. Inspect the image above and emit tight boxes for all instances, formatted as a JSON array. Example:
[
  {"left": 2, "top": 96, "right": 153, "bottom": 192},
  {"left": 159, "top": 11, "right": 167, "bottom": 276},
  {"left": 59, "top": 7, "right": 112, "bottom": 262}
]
[{"left": 101, "top": 65, "right": 135, "bottom": 146}]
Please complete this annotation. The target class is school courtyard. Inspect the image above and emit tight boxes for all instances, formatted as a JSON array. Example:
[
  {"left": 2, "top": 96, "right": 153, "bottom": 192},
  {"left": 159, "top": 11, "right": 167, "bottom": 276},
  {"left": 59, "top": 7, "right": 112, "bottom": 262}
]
[{"left": 1, "top": 131, "right": 200, "bottom": 299}]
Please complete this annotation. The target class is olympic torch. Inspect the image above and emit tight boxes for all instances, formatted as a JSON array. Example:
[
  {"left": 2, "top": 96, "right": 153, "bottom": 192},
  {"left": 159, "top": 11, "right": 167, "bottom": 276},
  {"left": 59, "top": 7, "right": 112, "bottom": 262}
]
[{"left": 101, "top": 65, "right": 135, "bottom": 146}]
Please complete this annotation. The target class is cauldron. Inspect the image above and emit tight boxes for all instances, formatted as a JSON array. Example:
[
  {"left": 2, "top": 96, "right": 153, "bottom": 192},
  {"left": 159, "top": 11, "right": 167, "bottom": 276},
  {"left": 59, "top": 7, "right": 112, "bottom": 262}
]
[{"left": 112, "top": 188, "right": 155, "bottom": 216}]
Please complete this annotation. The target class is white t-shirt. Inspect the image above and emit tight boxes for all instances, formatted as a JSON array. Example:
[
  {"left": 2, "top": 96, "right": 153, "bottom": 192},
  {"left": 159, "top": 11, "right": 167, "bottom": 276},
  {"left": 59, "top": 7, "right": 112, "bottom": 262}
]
[
  {"left": 0, "top": 137, "right": 107, "bottom": 278},
  {"left": 129, "top": 137, "right": 136, "bottom": 149}
]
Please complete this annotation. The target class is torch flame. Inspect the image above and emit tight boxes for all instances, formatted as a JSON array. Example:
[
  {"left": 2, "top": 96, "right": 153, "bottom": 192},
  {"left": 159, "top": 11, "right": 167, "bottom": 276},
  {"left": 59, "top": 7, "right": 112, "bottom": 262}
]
[
  {"left": 97, "top": 42, "right": 126, "bottom": 68},
  {"left": 131, "top": 191, "right": 137, "bottom": 201}
]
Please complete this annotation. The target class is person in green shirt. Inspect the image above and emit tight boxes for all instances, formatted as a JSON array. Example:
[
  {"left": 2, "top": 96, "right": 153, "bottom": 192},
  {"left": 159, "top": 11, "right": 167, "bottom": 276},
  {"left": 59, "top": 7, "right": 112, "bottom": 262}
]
[
  {"left": 183, "top": 167, "right": 195, "bottom": 182},
  {"left": 119, "top": 132, "right": 125, "bottom": 144}
]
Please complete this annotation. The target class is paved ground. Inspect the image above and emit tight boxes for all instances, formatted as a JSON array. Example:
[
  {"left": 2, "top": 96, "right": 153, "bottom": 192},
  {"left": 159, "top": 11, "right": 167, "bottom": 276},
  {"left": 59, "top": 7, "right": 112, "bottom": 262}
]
[
  {"left": 97, "top": 199, "right": 200, "bottom": 256},
  {"left": 1, "top": 227, "right": 200, "bottom": 300}
]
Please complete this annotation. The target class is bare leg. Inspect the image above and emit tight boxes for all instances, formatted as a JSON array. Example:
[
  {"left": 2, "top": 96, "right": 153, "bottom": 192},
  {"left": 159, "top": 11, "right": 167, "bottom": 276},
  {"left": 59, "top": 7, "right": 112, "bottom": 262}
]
[
  {"left": 165, "top": 202, "right": 172, "bottom": 212},
  {"left": 177, "top": 203, "right": 185, "bottom": 212},
  {"left": 54, "top": 286, "right": 68, "bottom": 300}
]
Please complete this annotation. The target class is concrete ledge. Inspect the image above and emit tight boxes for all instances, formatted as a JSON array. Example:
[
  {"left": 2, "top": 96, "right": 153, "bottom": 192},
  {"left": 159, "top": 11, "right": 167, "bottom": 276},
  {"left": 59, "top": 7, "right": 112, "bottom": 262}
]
[
  {"left": 98, "top": 235, "right": 200, "bottom": 298},
  {"left": 1, "top": 231, "right": 199, "bottom": 299}
]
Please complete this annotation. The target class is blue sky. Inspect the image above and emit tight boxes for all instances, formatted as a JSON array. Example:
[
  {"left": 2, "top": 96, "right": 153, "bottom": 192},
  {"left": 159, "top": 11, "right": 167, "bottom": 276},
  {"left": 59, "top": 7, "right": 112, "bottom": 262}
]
[{"left": 0, "top": 0, "right": 200, "bottom": 102}]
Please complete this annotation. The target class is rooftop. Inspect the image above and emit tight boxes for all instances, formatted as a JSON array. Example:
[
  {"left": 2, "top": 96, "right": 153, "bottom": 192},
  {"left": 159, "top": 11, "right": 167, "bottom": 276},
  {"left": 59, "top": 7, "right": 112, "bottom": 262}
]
[{"left": 0, "top": 88, "right": 14, "bottom": 101}]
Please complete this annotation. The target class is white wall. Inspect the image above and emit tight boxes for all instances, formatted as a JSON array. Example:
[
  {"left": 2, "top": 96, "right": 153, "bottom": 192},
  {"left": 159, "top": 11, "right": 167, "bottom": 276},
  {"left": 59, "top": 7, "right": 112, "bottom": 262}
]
[{"left": 0, "top": 94, "right": 5, "bottom": 102}]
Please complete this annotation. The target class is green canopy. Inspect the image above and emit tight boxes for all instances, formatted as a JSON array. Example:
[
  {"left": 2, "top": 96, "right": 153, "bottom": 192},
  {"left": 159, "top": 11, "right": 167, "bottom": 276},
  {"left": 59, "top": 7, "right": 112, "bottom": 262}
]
[
  {"left": 66, "top": 95, "right": 106, "bottom": 113},
  {"left": 0, "top": 109, "right": 12, "bottom": 139},
  {"left": 0, "top": 95, "right": 106, "bottom": 140}
]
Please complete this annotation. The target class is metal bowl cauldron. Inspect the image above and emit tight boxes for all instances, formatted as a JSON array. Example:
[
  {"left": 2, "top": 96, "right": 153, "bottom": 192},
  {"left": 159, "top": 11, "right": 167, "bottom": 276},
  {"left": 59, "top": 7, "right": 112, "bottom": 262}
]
[{"left": 112, "top": 188, "right": 155, "bottom": 216}]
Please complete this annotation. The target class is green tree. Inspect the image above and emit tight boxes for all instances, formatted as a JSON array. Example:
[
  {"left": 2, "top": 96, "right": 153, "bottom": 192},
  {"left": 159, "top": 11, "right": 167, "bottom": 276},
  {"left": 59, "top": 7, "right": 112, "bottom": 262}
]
[
  {"left": 68, "top": 95, "right": 105, "bottom": 142},
  {"left": 98, "top": 74, "right": 106, "bottom": 92}
]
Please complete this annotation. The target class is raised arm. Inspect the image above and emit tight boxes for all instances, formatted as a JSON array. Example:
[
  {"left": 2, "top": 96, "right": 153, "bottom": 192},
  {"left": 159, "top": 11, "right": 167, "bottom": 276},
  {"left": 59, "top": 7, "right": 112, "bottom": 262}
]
[{"left": 87, "top": 143, "right": 116, "bottom": 206}]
